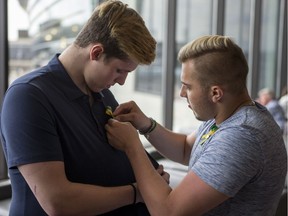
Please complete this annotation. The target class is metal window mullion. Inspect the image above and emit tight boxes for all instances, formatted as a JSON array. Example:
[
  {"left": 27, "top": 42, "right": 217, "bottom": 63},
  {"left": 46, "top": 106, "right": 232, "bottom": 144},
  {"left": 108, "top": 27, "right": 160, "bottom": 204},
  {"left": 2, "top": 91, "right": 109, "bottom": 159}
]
[
  {"left": 247, "top": 0, "right": 262, "bottom": 98},
  {"left": 212, "top": 0, "right": 225, "bottom": 35},
  {"left": 0, "top": 0, "right": 9, "bottom": 181},
  {"left": 161, "top": 0, "right": 176, "bottom": 130},
  {"left": 276, "top": 0, "right": 287, "bottom": 96}
]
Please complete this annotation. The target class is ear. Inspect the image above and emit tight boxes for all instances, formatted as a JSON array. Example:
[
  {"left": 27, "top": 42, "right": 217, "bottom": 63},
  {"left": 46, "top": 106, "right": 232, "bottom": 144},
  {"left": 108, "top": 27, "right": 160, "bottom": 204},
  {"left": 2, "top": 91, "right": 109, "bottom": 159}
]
[
  {"left": 211, "top": 85, "right": 223, "bottom": 103},
  {"left": 90, "top": 44, "right": 104, "bottom": 61}
]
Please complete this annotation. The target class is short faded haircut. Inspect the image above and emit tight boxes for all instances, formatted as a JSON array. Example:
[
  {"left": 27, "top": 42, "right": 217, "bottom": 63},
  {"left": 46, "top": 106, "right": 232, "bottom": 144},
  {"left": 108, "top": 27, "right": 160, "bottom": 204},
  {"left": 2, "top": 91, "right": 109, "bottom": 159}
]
[
  {"left": 178, "top": 35, "right": 249, "bottom": 94},
  {"left": 75, "top": 0, "right": 156, "bottom": 64}
]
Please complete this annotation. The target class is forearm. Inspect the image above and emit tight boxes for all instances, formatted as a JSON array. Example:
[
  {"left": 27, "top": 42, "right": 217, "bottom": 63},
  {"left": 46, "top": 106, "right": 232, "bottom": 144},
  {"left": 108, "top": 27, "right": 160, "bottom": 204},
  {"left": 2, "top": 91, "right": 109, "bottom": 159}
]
[
  {"left": 38, "top": 182, "right": 135, "bottom": 215},
  {"left": 144, "top": 123, "right": 191, "bottom": 165},
  {"left": 45, "top": 183, "right": 134, "bottom": 215},
  {"left": 19, "top": 162, "right": 135, "bottom": 216},
  {"left": 125, "top": 141, "right": 173, "bottom": 216}
]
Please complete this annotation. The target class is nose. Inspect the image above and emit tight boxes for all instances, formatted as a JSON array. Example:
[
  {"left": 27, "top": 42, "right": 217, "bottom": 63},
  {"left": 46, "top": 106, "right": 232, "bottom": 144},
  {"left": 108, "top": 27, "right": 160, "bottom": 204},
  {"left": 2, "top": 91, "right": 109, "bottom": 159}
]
[
  {"left": 116, "top": 72, "right": 128, "bottom": 86},
  {"left": 179, "top": 85, "right": 186, "bottom": 98}
]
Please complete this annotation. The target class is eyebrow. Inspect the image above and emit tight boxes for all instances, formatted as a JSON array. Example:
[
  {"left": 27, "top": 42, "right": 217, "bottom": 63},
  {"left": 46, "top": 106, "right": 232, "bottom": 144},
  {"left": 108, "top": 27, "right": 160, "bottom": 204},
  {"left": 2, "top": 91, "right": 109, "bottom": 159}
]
[
  {"left": 181, "top": 81, "right": 190, "bottom": 87},
  {"left": 117, "top": 68, "right": 131, "bottom": 73}
]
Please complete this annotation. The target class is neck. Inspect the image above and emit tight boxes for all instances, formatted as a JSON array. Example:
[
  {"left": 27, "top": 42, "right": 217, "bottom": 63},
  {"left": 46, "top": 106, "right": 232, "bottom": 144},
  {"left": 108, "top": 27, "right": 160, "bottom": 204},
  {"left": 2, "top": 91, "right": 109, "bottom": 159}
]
[
  {"left": 59, "top": 45, "right": 87, "bottom": 94},
  {"left": 230, "top": 99, "right": 254, "bottom": 115},
  {"left": 215, "top": 92, "right": 254, "bottom": 125}
]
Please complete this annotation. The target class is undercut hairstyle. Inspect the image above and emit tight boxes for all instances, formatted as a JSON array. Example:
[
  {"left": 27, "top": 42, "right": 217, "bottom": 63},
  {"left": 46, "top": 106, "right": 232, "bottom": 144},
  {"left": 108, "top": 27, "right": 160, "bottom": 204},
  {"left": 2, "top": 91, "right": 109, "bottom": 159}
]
[
  {"left": 178, "top": 35, "right": 249, "bottom": 94},
  {"left": 75, "top": 0, "right": 156, "bottom": 64}
]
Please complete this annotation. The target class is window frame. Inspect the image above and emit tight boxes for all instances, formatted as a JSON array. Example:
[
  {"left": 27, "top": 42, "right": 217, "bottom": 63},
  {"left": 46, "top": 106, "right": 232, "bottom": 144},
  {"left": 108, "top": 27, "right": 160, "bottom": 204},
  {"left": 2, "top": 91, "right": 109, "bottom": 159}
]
[
  {"left": 0, "top": 0, "right": 12, "bottom": 200},
  {"left": 0, "top": 0, "right": 286, "bottom": 201}
]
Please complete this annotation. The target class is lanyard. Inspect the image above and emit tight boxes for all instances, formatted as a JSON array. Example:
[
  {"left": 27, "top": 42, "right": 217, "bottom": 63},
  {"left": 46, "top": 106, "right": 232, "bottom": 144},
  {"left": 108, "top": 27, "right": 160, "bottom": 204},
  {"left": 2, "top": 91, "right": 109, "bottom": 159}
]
[{"left": 199, "top": 124, "right": 218, "bottom": 145}]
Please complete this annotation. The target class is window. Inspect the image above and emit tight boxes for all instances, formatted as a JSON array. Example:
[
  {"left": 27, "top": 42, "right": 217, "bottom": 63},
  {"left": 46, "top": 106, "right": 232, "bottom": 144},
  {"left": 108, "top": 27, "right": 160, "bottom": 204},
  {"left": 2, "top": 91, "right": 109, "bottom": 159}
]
[
  {"left": 3, "top": 0, "right": 166, "bottom": 184},
  {"left": 225, "top": 0, "right": 251, "bottom": 58},
  {"left": 0, "top": 0, "right": 11, "bottom": 201},
  {"left": 109, "top": 0, "right": 164, "bottom": 150},
  {"left": 259, "top": 0, "right": 281, "bottom": 90},
  {"left": 173, "top": 0, "right": 213, "bottom": 133},
  {"left": 1, "top": 0, "right": 286, "bottom": 199},
  {"left": 134, "top": 0, "right": 163, "bottom": 95}
]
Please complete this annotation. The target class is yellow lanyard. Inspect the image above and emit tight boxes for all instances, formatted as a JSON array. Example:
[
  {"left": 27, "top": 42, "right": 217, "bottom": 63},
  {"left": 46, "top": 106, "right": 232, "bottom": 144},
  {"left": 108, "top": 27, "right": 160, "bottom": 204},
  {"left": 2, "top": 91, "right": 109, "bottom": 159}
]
[{"left": 199, "top": 124, "right": 218, "bottom": 145}]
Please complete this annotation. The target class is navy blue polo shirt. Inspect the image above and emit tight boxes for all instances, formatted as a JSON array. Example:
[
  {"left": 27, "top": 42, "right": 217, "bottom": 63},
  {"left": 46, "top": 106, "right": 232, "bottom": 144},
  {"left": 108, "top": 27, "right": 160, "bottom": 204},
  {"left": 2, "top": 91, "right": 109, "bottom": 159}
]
[{"left": 0, "top": 54, "right": 157, "bottom": 215}]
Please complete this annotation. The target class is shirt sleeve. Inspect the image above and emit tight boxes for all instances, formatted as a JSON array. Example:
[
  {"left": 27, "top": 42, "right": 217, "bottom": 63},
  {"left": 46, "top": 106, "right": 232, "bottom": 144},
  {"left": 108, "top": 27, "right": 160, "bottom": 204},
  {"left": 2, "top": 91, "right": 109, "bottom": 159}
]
[
  {"left": 1, "top": 83, "right": 63, "bottom": 168},
  {"left": 191, "top": 126, "right": 263, "bottom": 197}
]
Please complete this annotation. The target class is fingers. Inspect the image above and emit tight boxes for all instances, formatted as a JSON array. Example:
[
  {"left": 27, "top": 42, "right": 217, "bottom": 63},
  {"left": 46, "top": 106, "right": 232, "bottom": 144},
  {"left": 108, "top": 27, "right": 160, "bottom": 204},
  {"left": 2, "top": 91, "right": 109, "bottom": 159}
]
[
  {"left": 161, "top": 172, "right": 170, "bottom": 184},
  {"left": 105, "top": 119, "right": 118, "bottom": 132},
  {"left": 112, "top": 101, "right": 143, "bottom": 125},
  {"left": 105, "top": 119, "right": 132, "bottom": 134},
  {"left": 107, "top": 118, "right": 119, "bottom": 124},
  {"left": 156, "top": 164, "right": 164, "bottom": 175},
  {"left": 113, "top": 101, "right": 136, "bottom": 116},
  {"left": 114, "top": 112, "right": 138, "bottom": 123},
  {"left": 156, "top": 164, "right": 170, "bottom": 184}
]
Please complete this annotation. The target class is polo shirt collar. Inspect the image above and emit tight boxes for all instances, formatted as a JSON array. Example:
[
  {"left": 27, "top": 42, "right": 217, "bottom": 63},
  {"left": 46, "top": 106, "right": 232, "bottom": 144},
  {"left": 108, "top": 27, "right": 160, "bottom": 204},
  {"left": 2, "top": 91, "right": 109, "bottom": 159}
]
[{"left": 47, "top": 54, "right": 103, "bottom": 101}]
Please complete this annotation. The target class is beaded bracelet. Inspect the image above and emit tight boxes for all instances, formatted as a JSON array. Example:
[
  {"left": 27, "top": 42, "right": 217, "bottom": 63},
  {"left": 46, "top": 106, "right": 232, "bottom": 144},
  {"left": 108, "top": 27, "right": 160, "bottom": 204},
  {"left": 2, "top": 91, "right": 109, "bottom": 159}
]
[
  {"left": 139, "top": 118, "right": 157, "bottom": 139},
  {"left": 129, "top": 183, "right": 136, "bottom": 205}
]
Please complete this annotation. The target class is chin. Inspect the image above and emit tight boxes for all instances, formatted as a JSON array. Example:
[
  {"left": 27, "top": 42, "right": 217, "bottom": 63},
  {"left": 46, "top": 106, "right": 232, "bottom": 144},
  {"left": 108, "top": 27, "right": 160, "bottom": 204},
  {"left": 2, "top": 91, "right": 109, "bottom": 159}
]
[
  {"left": 195, "top": 115, "right": 203, "bottom": 121},
  {"left": 193, "top": 112, "right": 205, "bottom": 122}
]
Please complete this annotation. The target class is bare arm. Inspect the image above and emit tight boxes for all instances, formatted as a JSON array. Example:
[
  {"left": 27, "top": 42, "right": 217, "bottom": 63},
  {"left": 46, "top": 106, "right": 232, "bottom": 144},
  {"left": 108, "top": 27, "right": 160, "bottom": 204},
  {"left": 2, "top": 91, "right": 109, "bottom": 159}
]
[
  {"left": 18, "top": 161, "right": 136, "bottom": 215},
  {"left": 144, "top": 123, "right": 196, "bottom": 165},
  {"left": 105, "top": 119, "right": 229, "bottom": 216},
  {"left": 113, "top": 101, "right": 196, "bottom": 165}
]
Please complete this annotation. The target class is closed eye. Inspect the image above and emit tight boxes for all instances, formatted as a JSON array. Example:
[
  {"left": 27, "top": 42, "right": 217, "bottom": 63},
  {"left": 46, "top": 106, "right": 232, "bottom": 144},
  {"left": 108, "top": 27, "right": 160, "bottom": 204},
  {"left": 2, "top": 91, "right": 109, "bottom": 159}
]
[
  {"left": 181, "top": 82, "right": 191, "bottom": 90},
  {"left": 116, "top": 69, "right": 128, "bottom": 74}
]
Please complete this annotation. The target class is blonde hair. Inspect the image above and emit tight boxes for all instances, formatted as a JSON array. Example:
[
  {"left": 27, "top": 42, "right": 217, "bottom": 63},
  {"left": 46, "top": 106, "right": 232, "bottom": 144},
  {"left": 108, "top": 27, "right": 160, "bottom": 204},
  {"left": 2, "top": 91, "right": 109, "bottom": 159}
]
[
  {"left": 178, "top": 35, "right": 248, "bottom": 94},
  {"left": 75, "top": 0, "right": 156, "bottom": 64}
]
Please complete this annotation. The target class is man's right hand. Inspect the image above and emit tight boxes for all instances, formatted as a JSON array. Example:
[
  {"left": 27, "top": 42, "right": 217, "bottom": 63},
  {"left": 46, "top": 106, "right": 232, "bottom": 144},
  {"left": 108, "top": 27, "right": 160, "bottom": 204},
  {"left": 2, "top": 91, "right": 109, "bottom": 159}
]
[{"left": 113, "top": 101, "right": 151, "bottom": 132}]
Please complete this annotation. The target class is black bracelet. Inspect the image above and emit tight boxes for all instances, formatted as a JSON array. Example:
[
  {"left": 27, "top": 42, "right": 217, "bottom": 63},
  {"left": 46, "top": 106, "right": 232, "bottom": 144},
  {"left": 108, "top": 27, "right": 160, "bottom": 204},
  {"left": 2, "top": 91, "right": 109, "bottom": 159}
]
[
  {"left": 129, "top": 183, "right": 136, "bottom": 205},
  {"left": 139, "top": 118, "right": 157, "bottom": 139}
]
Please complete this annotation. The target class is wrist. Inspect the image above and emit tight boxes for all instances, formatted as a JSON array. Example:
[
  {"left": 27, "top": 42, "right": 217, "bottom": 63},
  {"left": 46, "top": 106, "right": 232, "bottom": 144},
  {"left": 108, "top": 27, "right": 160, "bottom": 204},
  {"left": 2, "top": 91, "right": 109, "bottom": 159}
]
[
  {"left": 138, "top": 117, "right": 152, "bottom": 132},
  {"left": 138, "top": 117, "right": 157, "bottom": 139},
  {"left": 130, "top": 183, "right": 142, "bottom": 203},
  {"left": 129, "top": 183, "right": 137, "bottom": 205}
]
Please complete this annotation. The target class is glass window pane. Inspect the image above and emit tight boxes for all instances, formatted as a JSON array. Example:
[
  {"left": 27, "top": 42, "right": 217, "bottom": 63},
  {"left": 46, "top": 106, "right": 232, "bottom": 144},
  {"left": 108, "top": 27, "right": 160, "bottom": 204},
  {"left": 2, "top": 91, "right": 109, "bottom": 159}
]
[
  {"left": 134, "top": 0, "right": 163, "bottom": 95},
  {"left": 224, "top": 0, "right": 251, "bottom": 58},
  {"left": 258, "top": 0, "right": 279, "bottom": 90},
  {"left": 174, "top": 0, "right": 213, "bottom": 133},
  {"left": 9, "top": 0, "right": 91, "bottom": 84},
  {"left": 176, "top": 0, "right": 213, "bottom": 42},
  {"left": 8, "top": 0, "right": 163, "bottom": 152},
  {"left": 110, "top": 0, "right": 164, "bottom": 149}
]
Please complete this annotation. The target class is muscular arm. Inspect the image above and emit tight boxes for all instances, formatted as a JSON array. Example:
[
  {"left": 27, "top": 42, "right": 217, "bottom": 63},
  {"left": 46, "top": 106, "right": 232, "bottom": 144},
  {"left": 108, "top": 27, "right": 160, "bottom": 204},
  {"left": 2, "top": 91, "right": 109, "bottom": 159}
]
[
  {"left": 144, "top": 123, "right": 196, "bottom": 165},
  {"left": 129, "top": 147, "right": 229, "bottom": 216},
  {"left": 113, "top": 101, "right": 196, "bottom": 165},
  {"left": 105, "top": 120, "right": 229, "bottom": 216},
  {"left": 19, "top": 161, "right": 135, "bottom": 215}
]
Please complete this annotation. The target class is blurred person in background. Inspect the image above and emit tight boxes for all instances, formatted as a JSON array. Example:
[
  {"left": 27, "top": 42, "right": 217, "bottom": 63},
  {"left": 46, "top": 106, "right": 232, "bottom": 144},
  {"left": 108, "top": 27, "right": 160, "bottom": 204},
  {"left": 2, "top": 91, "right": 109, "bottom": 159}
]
[
  {"left": 257, "top": 88, "right": 286, "bottom": 134},
  {"left": 279, "top": 86, "right": 288, "bottom": 142},
  {"left": 106, "top": 35, "right": 287, "bottom": 216},
  {"left": 279, "top": 86, "right": 288, "bottom": 116},
  {"left": 0, "top": 1, "right": 168, "bottom": 215}
]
